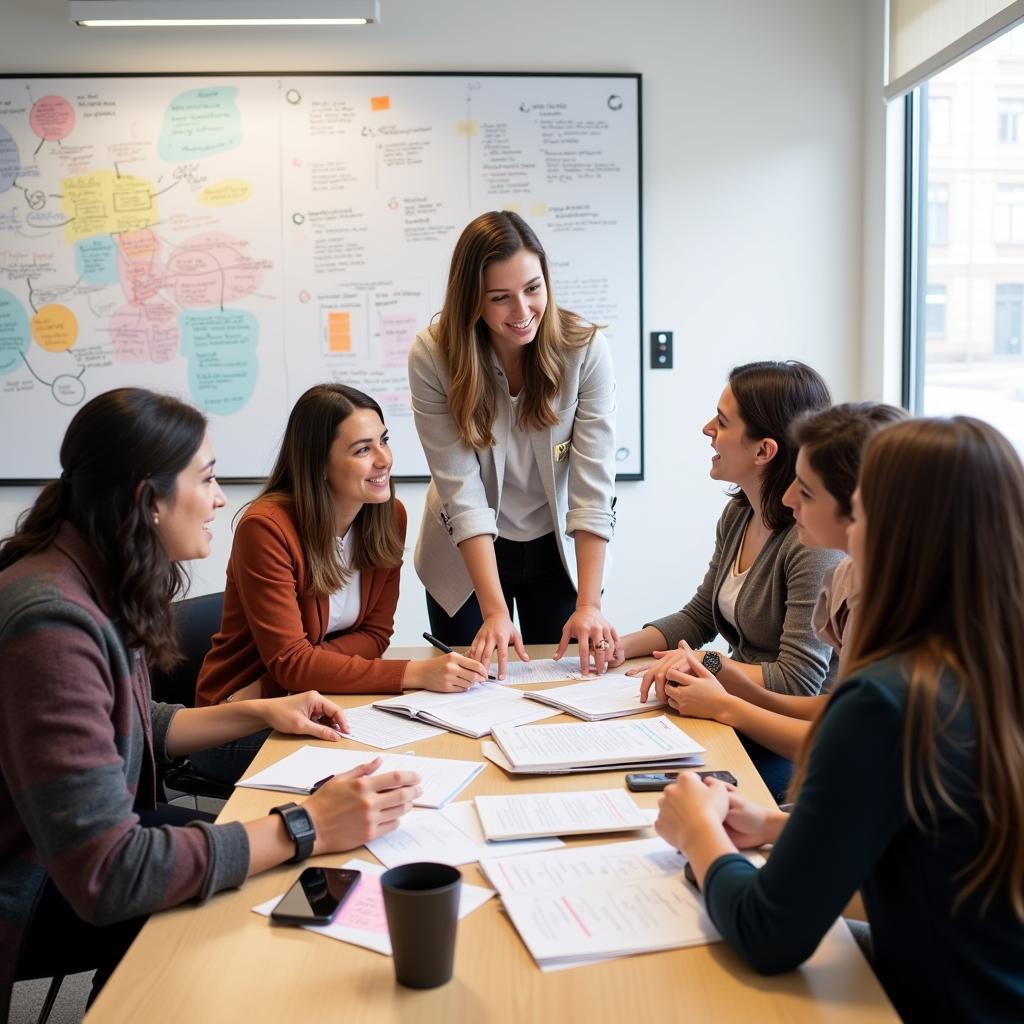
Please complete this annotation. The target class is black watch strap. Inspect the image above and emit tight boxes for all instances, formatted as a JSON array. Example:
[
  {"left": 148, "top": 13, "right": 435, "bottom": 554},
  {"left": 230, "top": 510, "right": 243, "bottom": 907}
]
[{"left": 270, "top": 802, "right": 316, "bottom": 864}]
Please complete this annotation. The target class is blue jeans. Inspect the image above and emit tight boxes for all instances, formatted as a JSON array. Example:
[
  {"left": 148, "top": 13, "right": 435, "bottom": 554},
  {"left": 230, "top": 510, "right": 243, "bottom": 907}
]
[{"left": 189, "top": 728, "right": 271, "bottom": 786}]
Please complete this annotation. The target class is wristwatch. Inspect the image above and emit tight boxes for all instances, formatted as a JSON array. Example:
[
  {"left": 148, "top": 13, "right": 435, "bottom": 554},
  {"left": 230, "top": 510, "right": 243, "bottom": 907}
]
[
  {"left": 700, "top": 650, "right": 723, "bottom": 676},
  {"left": 270, "top": 802, "right": 316, "bottom": 863}
]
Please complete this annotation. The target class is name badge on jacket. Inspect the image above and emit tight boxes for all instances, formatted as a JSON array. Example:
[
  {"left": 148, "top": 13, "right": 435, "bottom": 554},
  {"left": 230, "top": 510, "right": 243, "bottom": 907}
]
[{"left": 553, "top": 440, "right": 571, "bottom": 463}]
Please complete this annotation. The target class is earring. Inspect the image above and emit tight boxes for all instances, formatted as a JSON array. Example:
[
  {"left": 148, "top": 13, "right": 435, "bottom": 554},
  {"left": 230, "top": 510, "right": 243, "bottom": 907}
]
[{"left": 153, "top": 514, "right": 160, "bottom": 525}]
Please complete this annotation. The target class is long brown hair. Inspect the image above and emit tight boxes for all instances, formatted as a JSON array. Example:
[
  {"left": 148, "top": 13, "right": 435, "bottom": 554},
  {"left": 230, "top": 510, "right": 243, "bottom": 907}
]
[
  {"left": 258, "top": 383, "right": 403, "bottom": 595},
  {"left": 0, "top": 388, "right": 207, "bottom": 671},
  {"left": 435, "top": 210, "right": 598, "bottom": 449},
  {"left": 727, "top": 361, "right": 832, "bottom": 530},
  {"left": 791, "top": 417, "right": 1024, "bottom": 920}
]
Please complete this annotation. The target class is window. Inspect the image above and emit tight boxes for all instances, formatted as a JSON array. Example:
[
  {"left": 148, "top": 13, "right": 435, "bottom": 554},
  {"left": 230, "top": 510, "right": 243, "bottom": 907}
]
[
  {"left": 995, "top": 184, "right": 1024, "bottom": 243},
  {"left": 927, "top": 183, "right": 949, "bottom": 244},
  {"left": 928, "top": 97, "right": 951, "bottom": 144},
  {"left": 999, "top": 98, "right": 1024, "bottom": 142},
  {"left": 995, "top": 284, "right": 1024, "bottom": 354},
  {"left": 906, "top": 21, "right": 1024, "bottom": 455},
  {"left": 925, "top": 285, "right": 947, "bottom": 338}
]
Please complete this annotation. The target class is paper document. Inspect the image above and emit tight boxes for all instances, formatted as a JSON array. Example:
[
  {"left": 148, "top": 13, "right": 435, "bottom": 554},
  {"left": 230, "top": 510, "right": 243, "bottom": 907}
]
[
  {"left": 340, "top": 703, "right": 445, "bottom": 748},
  {"left": 365, "top": 800, "right": 563, "bottom": 868},
  {"left": 481, "top": 741, "right": 705, "bottom": 776},
  {"left": 522, "top": 674, "right": 666, "bottom": 721},
  {"left": 473, "top": 789, "right": 649, "bottom": 841},
  {"left": 238, "top": 744, "right": 485, "bottom": 808},
  {"left": 498, "top": 657, "right": 623, "bottom": 686},
  {"left": 373, "top": 683, "right": 558, "bottom": 739},
  {"left": 490, "top": 716, "right": 705, "bottom": 772},
  {"left": 252, "top": 857, "right": 494, "bottom": 955},
  {"left": 479, "top": 838, "right": 721, "bottom": 968}
]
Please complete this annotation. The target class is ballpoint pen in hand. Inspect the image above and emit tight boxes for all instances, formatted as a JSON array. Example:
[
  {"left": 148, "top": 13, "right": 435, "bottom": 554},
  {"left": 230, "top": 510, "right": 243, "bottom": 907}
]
[{"left": 422, "top": 632, "right": 497, "bottom": 681}]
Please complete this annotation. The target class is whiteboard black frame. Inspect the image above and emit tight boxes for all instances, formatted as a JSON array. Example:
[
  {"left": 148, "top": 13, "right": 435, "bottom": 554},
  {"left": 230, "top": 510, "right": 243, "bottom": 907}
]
[{"left": 0, "top": 70, "right": 643, "bottom": 486}]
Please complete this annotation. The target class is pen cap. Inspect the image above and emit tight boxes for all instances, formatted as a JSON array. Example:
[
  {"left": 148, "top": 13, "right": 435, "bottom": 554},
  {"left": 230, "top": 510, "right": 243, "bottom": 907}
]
[{"left": 381, "top": 862, "right": 462, "bottom": 988}]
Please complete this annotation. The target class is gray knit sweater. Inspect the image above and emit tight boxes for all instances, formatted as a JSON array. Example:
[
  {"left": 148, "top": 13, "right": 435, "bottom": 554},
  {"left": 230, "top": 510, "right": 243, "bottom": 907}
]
[{"left": 646, "top": 500, "right": 843, "bottom": 696}]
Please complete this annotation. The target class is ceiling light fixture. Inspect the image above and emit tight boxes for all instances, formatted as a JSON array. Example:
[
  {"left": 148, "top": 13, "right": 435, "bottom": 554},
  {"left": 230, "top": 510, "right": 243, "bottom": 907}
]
[{"left": 69, "top": 0, "right": 380, "bottom": 27}]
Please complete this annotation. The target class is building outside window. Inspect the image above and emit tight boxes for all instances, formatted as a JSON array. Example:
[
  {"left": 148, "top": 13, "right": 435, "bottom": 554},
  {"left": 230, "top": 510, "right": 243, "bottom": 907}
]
[{"left": 909, "top": 23, "right": 1024, "bottom": 454}]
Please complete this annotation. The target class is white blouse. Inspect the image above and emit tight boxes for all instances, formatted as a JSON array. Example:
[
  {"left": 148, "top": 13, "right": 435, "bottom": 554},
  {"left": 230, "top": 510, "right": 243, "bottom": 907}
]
[{"left": 326, "top": 528, "right": 361, "bottom": 634}]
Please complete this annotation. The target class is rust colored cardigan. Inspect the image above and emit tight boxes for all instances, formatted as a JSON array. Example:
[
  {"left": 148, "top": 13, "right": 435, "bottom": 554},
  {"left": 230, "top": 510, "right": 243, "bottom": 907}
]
[{"left": 195, "top": 498, "right": 408, "bottom": 705}]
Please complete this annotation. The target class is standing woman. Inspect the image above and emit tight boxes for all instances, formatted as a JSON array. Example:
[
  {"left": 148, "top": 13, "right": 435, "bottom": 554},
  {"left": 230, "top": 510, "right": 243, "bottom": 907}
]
[
  {"left": 0, "top": 389, "right": 419, "bottom": 1016},
  {"left": 655, "top": 417, "right": 1024, "bottom": 1022},
  {"left": 193, "top": 383, "right": 487, "bottom": 784},
  {"left": 409, "top": 211, "right": 619, "bottom": 678}
]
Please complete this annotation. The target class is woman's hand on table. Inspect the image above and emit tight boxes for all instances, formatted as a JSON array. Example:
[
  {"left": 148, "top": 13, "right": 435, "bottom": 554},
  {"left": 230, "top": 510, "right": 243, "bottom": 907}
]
[
  {"left": 469, "top": 611, "right": 528, "bottom": 681},
  {"left": 655, "top": 772, "right": 731, "bottom": 851},
  {"left": 555, "top": 604, "right": 619, "bottom": 676},
  {"left": 404, "top": 652, "right": 489, "bottom": 692},
  {"left": 632, "top": 641, "right": 701, "bottom": 702},
  {"left": 663, "top": 655, "right": 731, "bottom": 719},
  {"left": 257, "top": 691, "right": 349, "bottom": 741},
  {"left": 306, "top": 759, "right": 422, "bottom": 854}
]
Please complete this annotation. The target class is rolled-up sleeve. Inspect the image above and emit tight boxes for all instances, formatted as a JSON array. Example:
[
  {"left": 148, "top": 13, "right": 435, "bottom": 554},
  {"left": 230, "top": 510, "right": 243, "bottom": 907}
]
[
  {"left": 565, "top": 333, "right": 617, "bottom": 540},
  {"left": 408, "top": 333, "right": 497, "bottom": 545}
]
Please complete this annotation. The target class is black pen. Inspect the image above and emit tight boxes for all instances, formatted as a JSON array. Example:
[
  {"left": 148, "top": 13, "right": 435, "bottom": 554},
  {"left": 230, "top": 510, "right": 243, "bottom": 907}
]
[
  {"left": 309, "top": 774, "right": 334, "bottom": 793},
  {"left": 422, "top": 632, "right": 497, "bottom": 681}
]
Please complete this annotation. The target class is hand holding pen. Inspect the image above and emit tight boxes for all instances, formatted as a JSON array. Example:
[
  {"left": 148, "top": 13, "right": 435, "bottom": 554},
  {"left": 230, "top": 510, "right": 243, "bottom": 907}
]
[{"left": 421, "top": 632, "right": 497, "bottom": 683}]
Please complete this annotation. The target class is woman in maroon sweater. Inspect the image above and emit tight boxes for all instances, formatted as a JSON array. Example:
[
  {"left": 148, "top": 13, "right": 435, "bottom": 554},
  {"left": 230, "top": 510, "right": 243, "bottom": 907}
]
[{"left": 0, "top": 389, "right": 420, "bottom": 1015}]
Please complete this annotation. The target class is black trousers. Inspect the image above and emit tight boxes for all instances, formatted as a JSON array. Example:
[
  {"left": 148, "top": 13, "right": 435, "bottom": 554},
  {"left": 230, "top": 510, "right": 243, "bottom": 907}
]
[
  {"left": 426, "top": 532, "right": 578, "bottom": 645},
  {"left": 15, "top": 804, "right": 216, "bottom": 1004}
]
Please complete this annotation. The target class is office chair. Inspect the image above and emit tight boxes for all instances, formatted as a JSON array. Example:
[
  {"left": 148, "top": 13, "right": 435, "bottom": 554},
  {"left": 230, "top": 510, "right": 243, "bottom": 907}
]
[{"left": 149, "top": 591, "right": 233, "bottom": 804}]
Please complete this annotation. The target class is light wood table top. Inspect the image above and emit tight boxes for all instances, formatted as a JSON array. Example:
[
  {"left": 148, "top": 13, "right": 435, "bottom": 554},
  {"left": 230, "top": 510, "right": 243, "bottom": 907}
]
[{"left": 86, "top": 648, "right": 897, "bottom": 1023}]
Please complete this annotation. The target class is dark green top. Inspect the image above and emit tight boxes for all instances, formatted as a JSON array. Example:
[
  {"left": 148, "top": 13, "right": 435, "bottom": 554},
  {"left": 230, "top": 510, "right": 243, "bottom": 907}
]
[{"left": 704, "top": 657, "right": 1024, "bottom": 1023}]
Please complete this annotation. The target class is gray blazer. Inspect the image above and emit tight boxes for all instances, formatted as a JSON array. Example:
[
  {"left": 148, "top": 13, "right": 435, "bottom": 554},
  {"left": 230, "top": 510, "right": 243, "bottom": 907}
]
[
  {"left": 409, "top": 324, "right": 616, "bottom": 616},
  {"left": 646, "top": 500, "right": 843, "bottom": 696}
]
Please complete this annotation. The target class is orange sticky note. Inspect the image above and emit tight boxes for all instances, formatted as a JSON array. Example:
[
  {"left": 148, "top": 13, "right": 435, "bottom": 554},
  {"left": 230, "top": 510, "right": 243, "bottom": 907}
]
[
  {"left": 328, "top": 312, "right": 352, "bottom": 353},
  {"left": 371, "top": 95, "right": 391, "bottom": 111}
]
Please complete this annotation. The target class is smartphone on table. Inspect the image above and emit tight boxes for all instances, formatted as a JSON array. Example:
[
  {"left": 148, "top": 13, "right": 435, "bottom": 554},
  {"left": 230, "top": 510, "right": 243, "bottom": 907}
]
[
  {"left": 270, "top": 867, "right": 362, "bottom": 926},
  {"left": 625, "top": 769, "right": 738, "bottom": 792}
]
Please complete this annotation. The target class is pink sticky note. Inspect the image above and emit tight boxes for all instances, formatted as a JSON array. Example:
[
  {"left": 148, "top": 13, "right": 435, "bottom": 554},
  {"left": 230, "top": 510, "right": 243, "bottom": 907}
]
[{"left": 334, "top": 873, "right": 388, "bottom": 934}]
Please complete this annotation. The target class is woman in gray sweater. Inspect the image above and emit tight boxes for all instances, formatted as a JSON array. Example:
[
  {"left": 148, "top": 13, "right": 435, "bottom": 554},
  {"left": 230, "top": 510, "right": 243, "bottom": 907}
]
[{"left": 615, "top": 362, "right": 840, "bottom": 792}]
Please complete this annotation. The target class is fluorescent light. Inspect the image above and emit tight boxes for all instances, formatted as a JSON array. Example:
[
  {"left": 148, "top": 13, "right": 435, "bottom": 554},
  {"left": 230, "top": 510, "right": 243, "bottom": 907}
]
[{"left": 69, "top": 0, "right": 380, "bottom": 27}]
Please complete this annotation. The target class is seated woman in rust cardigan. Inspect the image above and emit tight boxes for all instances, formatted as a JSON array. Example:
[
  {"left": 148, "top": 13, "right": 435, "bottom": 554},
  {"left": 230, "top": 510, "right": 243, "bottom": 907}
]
[{"left": 193, "top": 383, "right": 488, "bottom": 783}]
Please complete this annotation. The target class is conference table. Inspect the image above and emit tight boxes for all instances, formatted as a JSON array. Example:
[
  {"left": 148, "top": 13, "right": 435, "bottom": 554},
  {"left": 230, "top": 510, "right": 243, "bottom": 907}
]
[{"left": 86, "top": 647, "right": 898, "bottom": 1023}]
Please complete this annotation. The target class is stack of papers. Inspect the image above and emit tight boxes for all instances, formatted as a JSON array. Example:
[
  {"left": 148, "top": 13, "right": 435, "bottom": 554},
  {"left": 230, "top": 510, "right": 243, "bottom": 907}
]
[
  {"left": 372, "top": 684, "right": 559, "bottom": 739},
  {"left": 473, "top": 789, "right": 650, "bottom": 840},
  {"left": 497, "top": 657, "right": 611, "bottom": 686},
  {"left": 479, "top": 838, "right": 716, "bottom": 970},
  {"left": 522, "top": 674, "right": 666, "bottom": 721},
  {"left": 365, "top": 800, "right": 563, "bottom": 868},
  {"left": 485, "top": 716, "right": 705, "bottom": 774},
  {"left": 237, "top": 744, "right": 485, "bottom": 808},
  {"left": 252, "top": 857, "right": 494, "bottom": 955}
]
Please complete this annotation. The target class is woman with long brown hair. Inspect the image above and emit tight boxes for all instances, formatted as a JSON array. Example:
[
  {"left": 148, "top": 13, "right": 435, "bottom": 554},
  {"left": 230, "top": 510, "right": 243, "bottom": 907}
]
[
  {"left": 410, "top": 211, "right": 619, "bottom": 679},
  {"left": 193, "top": 383, "right": 488, "bottom": 783},
  {"left": 655, "top": 417, "right": 1024, "bottom": 1022},
  {"left": 0, "top": 388, "right": 419, "bottom": 1017}
]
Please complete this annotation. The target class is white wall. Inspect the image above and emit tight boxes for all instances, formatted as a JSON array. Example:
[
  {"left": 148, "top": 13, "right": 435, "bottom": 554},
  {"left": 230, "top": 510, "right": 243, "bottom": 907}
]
[{"left": 0, "top": 0, "right": 869, "bottom": 644}]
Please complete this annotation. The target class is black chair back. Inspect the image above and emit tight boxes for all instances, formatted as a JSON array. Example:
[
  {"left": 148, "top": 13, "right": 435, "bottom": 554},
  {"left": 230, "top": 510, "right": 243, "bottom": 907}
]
[{"left": 150, "top": 591, "right": 224, "bottom": 708}]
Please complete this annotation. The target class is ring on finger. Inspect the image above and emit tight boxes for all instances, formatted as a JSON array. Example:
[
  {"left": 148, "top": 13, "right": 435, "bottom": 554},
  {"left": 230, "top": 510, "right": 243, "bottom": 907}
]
[{"left": 595, "top": 638, "right": 610, "bottom": 650}]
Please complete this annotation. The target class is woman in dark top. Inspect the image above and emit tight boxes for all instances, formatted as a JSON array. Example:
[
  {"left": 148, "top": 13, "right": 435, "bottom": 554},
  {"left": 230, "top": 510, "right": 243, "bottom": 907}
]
[{"left": 655, "top": 416, "right": 1024, "bottom": 1023}]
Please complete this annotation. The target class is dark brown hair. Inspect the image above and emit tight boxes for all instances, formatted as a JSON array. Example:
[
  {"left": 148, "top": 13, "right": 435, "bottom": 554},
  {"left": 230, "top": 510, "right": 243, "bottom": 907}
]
[
  {"left": 258, "top": 383, "right": 403, "bottom": 595},
  {"left": 727, "top": 360, "right": 832, "bottom": 530},
  {"left": 435, "top": 210, "right": 599, "bottom": 449},
  {"left": 0, "top": 388, "right": 207, "bottom": 671},
  {"left": 790, "top": 402, "right": 909, "bottom": 516},
  {"left": 792, "top": 417, "right": 1024, "bottom": 921}
]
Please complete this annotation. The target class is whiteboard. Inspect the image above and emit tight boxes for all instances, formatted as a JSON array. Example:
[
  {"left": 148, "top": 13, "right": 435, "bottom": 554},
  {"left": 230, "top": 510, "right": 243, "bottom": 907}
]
[{"left": 0, "top": 73, "right": 642, "bottom": 482}]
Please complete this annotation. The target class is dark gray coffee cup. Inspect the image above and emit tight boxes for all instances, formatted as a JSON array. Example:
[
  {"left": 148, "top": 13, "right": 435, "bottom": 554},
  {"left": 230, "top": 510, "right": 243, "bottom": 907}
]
[{"left": 380, "top": 862, "right": 462, "bottom": 988}]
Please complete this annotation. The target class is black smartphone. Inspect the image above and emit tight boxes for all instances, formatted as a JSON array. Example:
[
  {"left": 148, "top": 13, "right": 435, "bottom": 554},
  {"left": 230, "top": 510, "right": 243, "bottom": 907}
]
[
  {"left": 625, "top": 769, "right": 739, "bottom": 792},
  {"left": 270, "top": 867, "right": 362, "bottom": 926}
]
